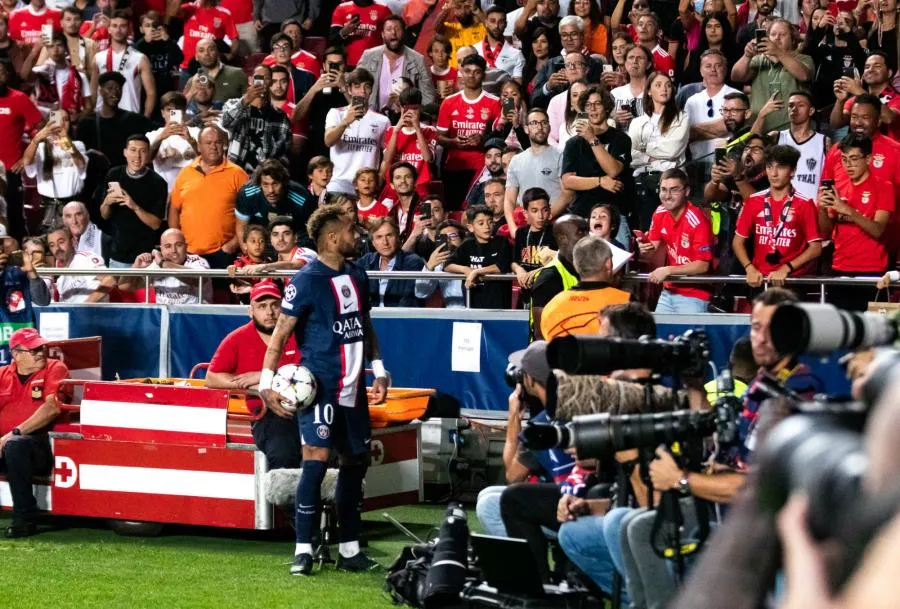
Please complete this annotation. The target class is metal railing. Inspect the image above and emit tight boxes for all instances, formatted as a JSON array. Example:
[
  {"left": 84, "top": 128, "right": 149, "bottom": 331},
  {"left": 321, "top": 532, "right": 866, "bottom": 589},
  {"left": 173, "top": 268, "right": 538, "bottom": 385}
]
[{"left": 34, "top": 267, "right": 885, "bottom": 308}]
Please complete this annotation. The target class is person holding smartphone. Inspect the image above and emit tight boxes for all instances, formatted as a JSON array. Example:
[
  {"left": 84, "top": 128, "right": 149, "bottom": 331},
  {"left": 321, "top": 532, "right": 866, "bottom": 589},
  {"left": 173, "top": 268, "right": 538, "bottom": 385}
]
[
  {"left": 830, "top": 52, "right": 900, "bottom": 142},
  {"left": 220, "top": 64, "right": 291, "bottom": 173},
  {"left": 134, "top": 10, "right": 184, "bottom": 113},
  {"left": 818, "top": 134, "right": 893, "bottom": 311},
  {"left": 146, "top": 91, "right": 199, "bottom": 193}
]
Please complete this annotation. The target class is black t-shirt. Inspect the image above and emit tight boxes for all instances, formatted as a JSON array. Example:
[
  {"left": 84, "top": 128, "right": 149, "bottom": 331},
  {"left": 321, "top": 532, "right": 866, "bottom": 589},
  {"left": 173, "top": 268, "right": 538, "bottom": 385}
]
[
  {"left": 448, "top": 236, "right": 512, "bottom": 309},
  {"left": 75, "top": 110, "right": 157, "bottom": 167},
  {"left": 520, "top": 17, "right": 562, "bottom": 61},
  {"left": 531, "top": 256, "right": 578, "bottom": 309},
  {"left": 134, "top": 38, "right": 184, "bottom": 110},
  {"left": 561, "top": 128, "right": 633, "bottom": 218},
  {"left": 98, "top": 166, "right": 167, "bottom": 263},
  {"left": 306, "top": 90, "right": 349, "bottom": 158},
  {"left": 235, "top": 180, "right": 315, "bottom": 239},
  {"left": 513, "top": 225, "right": 556, "bottom": 272}
]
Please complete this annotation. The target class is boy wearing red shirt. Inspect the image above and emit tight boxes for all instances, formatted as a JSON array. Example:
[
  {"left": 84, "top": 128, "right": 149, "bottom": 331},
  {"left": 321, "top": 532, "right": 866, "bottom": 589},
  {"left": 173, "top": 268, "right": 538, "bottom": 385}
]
[
  {"left": 637, "top": 168, "right": 714, "bottom": 313},
  {"left": 437, "top": 53, "right": 501, "bottom": 209},
  {"left": 734, "top": 145, "right": 823, "bottom": 288},
  {"left": 818, "top": 133, "right": 894, "bottom": 311},
  {"left": 381, "top": 87, "right": 437, "bottom": 196},
  {"left": 330, "top": 0, "right": 391, "bottom": 67}
]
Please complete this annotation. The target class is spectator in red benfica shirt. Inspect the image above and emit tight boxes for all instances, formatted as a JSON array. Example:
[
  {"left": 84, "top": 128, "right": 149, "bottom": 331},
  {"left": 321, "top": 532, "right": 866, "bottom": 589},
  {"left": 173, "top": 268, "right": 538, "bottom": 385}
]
[
  {"left": 0, "top": 59, "right": 43, "bottom": 240},
  {"left": 206, "top": 280, "right": 301, "bottom": 469},
  {"left": 734, "top": 145, "right": 822, "bottom": 289},
  {"left": 818, "top": 133, "right": 894, "bottom": 311},
  {"left": 637, "top": 168, "right": 714, "bottom": 313},
  {"left": 831, "top": 52, "right": 900, "bottom": 143}
]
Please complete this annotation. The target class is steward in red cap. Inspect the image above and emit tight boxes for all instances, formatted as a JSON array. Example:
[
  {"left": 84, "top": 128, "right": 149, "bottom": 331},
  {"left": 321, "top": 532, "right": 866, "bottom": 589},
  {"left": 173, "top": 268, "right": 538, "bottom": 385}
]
[{"left": 0, "top": 328, "right": 67, "bottom": 538}]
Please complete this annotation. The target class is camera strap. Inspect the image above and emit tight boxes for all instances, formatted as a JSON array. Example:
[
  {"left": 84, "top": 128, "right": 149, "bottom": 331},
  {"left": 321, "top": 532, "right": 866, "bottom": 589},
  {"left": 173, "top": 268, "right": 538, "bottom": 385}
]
[{"left": 762, "top": 191, "right": 794, "bottom": 250}]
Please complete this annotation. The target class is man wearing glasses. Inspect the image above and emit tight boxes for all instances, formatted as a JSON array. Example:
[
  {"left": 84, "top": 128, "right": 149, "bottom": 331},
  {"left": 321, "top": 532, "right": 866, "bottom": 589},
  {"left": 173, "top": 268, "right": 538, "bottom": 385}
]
[
  {"left": 685, "top": 50, "right": 738, "bottom": 181},
  {"left": 532, "top": 15, "right": 604, "bottom": 107},
  {"left": 0, "top": 328, "right": 67, "bottom": 538},
  {"left": 504, "top": 108, "right": 562, "bottom": 236},
  {"left": 637, "top": 168, "right": 714, "bottom": 313}
]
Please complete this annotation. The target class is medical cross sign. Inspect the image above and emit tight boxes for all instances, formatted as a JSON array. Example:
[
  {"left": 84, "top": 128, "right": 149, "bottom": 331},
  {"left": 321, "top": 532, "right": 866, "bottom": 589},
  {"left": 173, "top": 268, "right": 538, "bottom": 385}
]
[{"left": 54, "top": 456, "right": 77, "bottom": 489}]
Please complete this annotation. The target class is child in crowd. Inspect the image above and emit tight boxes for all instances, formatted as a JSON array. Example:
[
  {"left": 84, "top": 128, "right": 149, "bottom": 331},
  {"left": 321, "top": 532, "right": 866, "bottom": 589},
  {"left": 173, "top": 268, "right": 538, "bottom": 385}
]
[
  {"left": 427, "top": 35, "right": 457, "bottom": 99},
  {"left": 512, "top": 188, "right": 557, "bottom": 296},
  {"left": 354, "top": 167, "right": 392, "bottom": 228},
  {"left": 227, "top": 225, "right": 272, "bottom": 302},
  {"left": 445, "top": 204, "right": 512, "bottom": 309}
]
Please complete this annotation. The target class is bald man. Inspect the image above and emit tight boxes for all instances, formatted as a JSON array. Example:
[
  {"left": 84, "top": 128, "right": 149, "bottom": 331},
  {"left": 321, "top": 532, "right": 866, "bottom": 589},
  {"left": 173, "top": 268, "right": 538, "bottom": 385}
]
[
  {"left": 120, "top": 228, "right": 213, "bottom": 304},
  {"left": 61, "top": 201, "right": 104, "bottom": 261},
  {"left": 529, "top": 214, "right": 589, "bottom": 339}
]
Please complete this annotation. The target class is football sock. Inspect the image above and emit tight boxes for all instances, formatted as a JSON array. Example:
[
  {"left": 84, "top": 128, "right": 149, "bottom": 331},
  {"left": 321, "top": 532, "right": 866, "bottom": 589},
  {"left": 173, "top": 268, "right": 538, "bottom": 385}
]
[
  {"left": 295, "top": 459, "right": 327, "bottom": 544},
  {"left": 295, "top": 543, "right": 313, "bottom": 557},
  {"left": 336, "top": 462, "right": 367, "bottom": 545}
]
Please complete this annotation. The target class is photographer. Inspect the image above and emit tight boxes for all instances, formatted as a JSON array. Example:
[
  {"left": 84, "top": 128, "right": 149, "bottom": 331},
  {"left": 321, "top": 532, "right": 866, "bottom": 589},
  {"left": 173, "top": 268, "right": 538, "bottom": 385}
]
[{"left": 475, "top": 341, "right": 575, "bottom": 541}]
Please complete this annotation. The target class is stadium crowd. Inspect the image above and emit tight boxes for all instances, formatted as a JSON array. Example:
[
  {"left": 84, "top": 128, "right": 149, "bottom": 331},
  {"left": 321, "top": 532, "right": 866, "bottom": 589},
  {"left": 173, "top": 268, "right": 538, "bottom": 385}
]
[{"left": 0, "top": 0, "right": 899, "bottom": 318}]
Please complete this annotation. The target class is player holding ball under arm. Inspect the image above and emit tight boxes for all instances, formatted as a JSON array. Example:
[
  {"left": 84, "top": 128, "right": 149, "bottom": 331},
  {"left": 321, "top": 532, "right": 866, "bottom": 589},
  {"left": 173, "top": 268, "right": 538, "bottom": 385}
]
[{"left": 259, "top": 204, "right": 389, "bottom": 576}]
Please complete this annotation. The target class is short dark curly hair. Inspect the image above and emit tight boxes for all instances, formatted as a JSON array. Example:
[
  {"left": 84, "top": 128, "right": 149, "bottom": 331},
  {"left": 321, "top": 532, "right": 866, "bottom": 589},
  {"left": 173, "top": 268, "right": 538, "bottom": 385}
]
[{"left": 307, "top": 203, "right": 349, "bottom": 246}]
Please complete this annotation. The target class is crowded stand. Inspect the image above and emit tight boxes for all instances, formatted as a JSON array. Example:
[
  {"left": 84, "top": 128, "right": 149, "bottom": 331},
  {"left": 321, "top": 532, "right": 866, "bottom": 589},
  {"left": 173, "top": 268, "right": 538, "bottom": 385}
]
[{"left": 6, "top": 0, "right": 900, "bottom": 605}]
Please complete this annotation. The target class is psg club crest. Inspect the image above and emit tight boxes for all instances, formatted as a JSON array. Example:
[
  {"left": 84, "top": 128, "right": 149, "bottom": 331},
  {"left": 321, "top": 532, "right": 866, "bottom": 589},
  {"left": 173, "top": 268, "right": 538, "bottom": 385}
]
[
  {"left": 6, "top": 290, "right": 24, "bottom": 313},
  {"left": 317, "top": 424, "right": 330, "bottom": 439},
  {"left": 341, "top": 285, "right": 352, "bottom": 299},
  {"left": 806, "top": 157, "right": 816, "bottom": 171},
  {"left": 862, "top": 191, "right": 871, "bottom": 205},
  {"left": 480, "top": 107, "right": 490, "bottom": 120},
  {"left": 874, "top": 154, "right": 885, "bottom": 169}
]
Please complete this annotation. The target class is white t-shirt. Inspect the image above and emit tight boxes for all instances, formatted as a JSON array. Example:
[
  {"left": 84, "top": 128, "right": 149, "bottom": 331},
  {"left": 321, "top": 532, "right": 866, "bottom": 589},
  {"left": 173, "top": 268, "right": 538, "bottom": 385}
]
[
  {"left": 146, "top": 125, "right": 200, "bottom": 193},
  {"left": 475, "top": 40, "right": 525, "bottom": 79},
  {"left": 74, "top": 222, "right": 104, "bottom": 261},
  {"left": 24, "top": 139, "right": 88, "bottom": 198},
  {"left": 149, "top": 254, "right": 211, "bottom": 304},
  {"left": 611, "top": 84, "right": 645, "bottom": 129},
  {"left": 324, "top": 107, "right": 390, "bottom": 184},
  {"left": 684, "top": 84, "right": 738, "bottom": 162},
  {"left": 56, "top": 251, "right": 107, "bottom": 303},
  {"left": 94, "top": 46, "right": 145, "bottom": 114}
]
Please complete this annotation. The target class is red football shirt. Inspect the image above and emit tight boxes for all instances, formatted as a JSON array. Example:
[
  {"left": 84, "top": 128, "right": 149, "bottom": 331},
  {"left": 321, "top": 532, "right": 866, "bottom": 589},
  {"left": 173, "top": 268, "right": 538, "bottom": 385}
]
[
  {"left": 383, "top": 125, "right": 438, "bottom": 194},
  {"left": 219, "top": 0, "right": 252, "bottom": 23},
  {"left": 842, "top": 87, "right": 900, "bottom": 142},
  {"left": 262, "top": 50, "right": 322, "bottom": 76},
  {"left": 0, "top": 88, "right": 42, "bottom": 168},
  {"left": 208, "top": 321, "right": 300, "bottom": 412},
  {"left": 0, "top": 358, "right": 68, "bottom": 436},
  {"left": 646, "top": 202, "right": 714, "bottom": 300},
  {"left": 331, "top": 1, "right": 392, "bottom": 66},
  {"left": 735, "top": 190, "right": 821, "bottom": 275},
  {"left": 828, "top": 173, "right": 894, "bottom": 272},
  {"left": 357, "top": 198, "right": 395, "bottom": 224},
  {"left": 436, "top": 90, "right": 502, "bottom": 173},
  {"left": 9, "top": 6, "right": 61, "bottom": 45},
  {"left": 651, "top": 45, "right": 675, "bottom": 78},
  {"left": 179, "top": 1, "right": 238, "bottom": 68}
]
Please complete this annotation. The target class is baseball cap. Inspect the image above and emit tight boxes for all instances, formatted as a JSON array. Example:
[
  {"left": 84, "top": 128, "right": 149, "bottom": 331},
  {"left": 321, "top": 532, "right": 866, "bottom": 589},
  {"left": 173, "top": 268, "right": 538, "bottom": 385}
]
[
  {"left": 250, "top": 280, "right": 282, "bottom": 302},
  {"left": 9, "top": 328, "right": 50, "bottom": 351},
  {"left": 484, "top": 137, "right": 505, "bottom": 153},
  {"left": 508, "top": 341, "right": 551, "bottom": 384}
]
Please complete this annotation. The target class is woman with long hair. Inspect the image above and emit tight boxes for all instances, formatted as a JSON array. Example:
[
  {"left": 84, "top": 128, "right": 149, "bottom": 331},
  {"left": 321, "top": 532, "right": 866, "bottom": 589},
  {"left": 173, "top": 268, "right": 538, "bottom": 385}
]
[
  {"left": 523, "top": 27, "right": 558, "bottom": 96},
  {"left": 867, "top": 0, "right": 900, "bottom": 78},
  {"left": 487, "top": 79, "right": 530, "bottom": 149},
  {"left": 20, "top": 114, "right": 88, "bottom": 230},
  {"left": 553, "top": 80, "right": 589, "bottom": 149},
  {"left": 628, "top": 72, "right": 689, "bottom": 229},
  {"left": 682, "top": 12, "right": 739, "bottom": 84},
  {"left": 601, "top": 33, "right": 631, "bottom": 89},
  {"left": 569, "top": 0, "right": 610, "bottom": 57}
]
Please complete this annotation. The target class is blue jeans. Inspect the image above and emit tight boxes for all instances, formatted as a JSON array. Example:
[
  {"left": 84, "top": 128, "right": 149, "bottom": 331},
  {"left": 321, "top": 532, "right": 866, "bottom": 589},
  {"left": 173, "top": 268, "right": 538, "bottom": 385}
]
[
  {"left": 558, "top": 510, "right": 630, "bottom": 603},
  {"left": 108, "top": 259, "right": 132, "bottom": 269},
  {"left": 655, "top": 290, "right": 708, "bottom": 314},
  {"left": 475, "top": 485, "right": 507, "bottom": 537}
]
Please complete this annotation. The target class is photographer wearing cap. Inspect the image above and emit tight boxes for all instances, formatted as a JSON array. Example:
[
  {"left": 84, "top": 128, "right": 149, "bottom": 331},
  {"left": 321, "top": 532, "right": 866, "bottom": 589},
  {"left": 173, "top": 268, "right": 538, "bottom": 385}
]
[
  {"left": 475, "top": 340, "right": 575, "bottom": 551},
  {"left": 0, "top": 328, "right": 66, "bottom": 538}
]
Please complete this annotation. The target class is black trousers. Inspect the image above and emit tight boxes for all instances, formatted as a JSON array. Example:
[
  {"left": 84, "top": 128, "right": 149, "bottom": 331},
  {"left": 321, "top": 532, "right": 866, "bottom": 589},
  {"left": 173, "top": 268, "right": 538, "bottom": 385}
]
[
  {"left": 0, "top": 434, "right": 52, "bottom": 522},
  {"left": 499, "top": 482, "right": 563, "bottom": 583},
  {"left": 442, "top": 168, "right": 476, "bottom": 212},
  {"left": 251, "top": 411, "right": 302, "bottom": 470},
  {"left": 6, "top": 171, "right": 26, "bottom": 240},
  {"left": 828, "top": 271, "right": 882, "bottom": 312}
]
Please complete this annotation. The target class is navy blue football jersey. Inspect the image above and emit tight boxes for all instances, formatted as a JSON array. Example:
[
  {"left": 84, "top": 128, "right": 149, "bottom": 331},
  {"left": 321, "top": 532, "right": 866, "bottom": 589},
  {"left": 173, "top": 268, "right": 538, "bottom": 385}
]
[{"left": 280, "top": 259, "right": 371, "bottom": 407}]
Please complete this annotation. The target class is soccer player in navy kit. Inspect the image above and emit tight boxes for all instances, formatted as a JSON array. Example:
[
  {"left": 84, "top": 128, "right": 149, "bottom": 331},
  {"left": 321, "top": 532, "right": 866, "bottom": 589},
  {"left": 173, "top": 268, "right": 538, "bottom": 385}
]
[{"left": 259, "top": 204, "right": 389, "bottom": 575}]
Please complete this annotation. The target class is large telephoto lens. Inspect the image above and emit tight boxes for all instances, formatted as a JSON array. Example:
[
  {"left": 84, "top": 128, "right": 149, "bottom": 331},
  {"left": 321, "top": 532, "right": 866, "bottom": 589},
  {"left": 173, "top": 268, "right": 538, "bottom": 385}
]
[
  {"left": 570, "top": 410, "right": 718, "bottom": 458},
  {"left": 547, "top": 335, "right": 683, "bottom": 375},
  {"left": 770, "top": 303, "right": 898, "bottom": 355},
  {"left": 519, "top": 422, "right": 572, "bottom": 450}
]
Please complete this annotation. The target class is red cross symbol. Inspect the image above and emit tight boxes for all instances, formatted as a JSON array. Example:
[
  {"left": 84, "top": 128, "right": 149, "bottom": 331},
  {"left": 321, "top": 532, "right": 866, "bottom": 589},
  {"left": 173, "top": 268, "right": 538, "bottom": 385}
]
[
  {"left": 54, "top": 456, "right": 78, "bottom": 489},
  {"left": 370, "top": 440, "right": 385, "bottom": 466}
]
